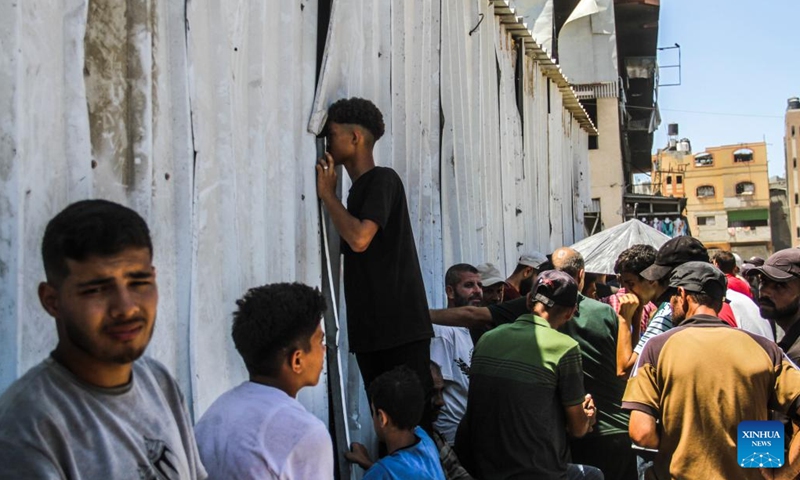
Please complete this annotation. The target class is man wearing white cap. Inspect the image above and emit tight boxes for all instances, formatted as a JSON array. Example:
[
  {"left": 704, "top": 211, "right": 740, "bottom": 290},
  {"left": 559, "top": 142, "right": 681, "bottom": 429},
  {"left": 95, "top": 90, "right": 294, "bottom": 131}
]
[
  {"left": 504, "top": 252, "right": 549, "bottom": 301},
  {"left": 477, "top": 263, "right": 507, "bottom": 306}
]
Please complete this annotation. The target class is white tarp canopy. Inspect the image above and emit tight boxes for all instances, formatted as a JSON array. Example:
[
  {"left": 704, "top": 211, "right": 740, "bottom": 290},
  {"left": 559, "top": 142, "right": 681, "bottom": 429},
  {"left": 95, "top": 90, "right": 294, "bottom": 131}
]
[{"left": 570, "top": 220, "right": 671, "bottom": 274}]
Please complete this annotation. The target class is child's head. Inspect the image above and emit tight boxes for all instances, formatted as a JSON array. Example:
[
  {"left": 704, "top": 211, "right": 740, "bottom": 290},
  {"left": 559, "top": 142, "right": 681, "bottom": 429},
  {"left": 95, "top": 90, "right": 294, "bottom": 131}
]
[
  {"left": 367, "top": 366, "right": 424, "bottom": 439},
  {"left": 231, "top": 283, "right": 327, "bottom": 392}
]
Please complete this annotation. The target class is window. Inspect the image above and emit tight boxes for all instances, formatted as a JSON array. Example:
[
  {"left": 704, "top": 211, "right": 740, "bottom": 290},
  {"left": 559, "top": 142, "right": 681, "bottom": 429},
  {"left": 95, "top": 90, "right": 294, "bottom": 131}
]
[
  {"left": 735, "top": 182, "right": 755, "bottom": 196},
  {"left": 666, "top": 175, "right": 672, "bottom": 184},
  {"left": 697, "top": 185, "right": 716, "bottom": 198},
  {"left": 676, "top": 175, "right": 683, "bottom": 184},
  {"left": 584, "top": 99, "right": 598, "bottom": 150},
  {"left": 793, "top": 126, "right": 796, "bottom": 137},
  {"left": 733, "top": 148, "right": 754, "bottom": 163},
  {"left": 694, "top": 153, "right": 713, "bottom": 167},
  {"left": 697, "top": 216, "right": 716, "bottom": 226},
  {"left": 797, "top": 226, "right": 800, "bottom": 238},
  {"left": 794, "top": 157, "right": 797, "bottom": 169},
  {"left": 796, "top": 193, "right": 799, "bottom": 205},
  {"left": 728, "top": 209, "right": 768, "bottom": 228}
]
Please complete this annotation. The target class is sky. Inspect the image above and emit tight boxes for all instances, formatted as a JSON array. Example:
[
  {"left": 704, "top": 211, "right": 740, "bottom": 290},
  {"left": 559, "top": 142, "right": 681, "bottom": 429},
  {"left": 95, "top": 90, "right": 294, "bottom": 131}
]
[{"left": 651, "top": 0, "right": 800, "bottom": 178}]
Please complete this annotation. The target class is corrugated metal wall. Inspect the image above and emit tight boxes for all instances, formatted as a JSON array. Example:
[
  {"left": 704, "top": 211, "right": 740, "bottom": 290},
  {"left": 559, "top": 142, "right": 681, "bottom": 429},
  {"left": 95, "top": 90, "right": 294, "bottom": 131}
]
[
  {"left": 0, "top": 0, "right": 326, "bottom": 420},
  {"left": 0, "top": 0, "right": 592, "bottom": 473}
]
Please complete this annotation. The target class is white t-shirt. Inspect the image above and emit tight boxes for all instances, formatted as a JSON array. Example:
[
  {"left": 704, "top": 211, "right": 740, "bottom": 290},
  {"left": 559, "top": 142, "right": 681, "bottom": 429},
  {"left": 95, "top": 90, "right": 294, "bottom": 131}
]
[
  {"left": 195, "top": 382, "right": 334, "bottom": 480},
  {"left": 430, "top": 325, "right": 473, "bottom": 445},
  {"left": 727, "top": 288, "right": 774, "bottom": 341}
]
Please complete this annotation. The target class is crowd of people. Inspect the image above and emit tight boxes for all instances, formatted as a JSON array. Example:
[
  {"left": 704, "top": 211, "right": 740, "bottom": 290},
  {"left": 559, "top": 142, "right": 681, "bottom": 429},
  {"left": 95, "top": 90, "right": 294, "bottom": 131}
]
[{"left": 3, "top": 97, "right": 800, "bottom": 480}]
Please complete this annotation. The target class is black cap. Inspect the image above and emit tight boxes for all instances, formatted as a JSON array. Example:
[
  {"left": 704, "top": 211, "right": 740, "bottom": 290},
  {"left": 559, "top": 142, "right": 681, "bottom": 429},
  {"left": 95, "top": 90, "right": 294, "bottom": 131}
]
[
  {"left": 640, "top": 237, "right": 709, "bottom": 281},
  {"left": 748, "top": 256, "right": 765, "bottom": 267},
  {"left": 668, "top": 262, "right": 727, "bottom": 300},
  {"left": 749, "top": 249, "right": 800, "bottom": 282},
  {"left": 532, "top": 270, "right": 578, "bottom": 308}
]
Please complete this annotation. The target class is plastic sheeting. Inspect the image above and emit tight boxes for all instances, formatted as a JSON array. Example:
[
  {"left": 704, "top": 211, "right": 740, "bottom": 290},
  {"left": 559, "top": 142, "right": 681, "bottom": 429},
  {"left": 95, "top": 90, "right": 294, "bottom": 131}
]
[
  {"left": 516, "top": 0, "right": 618, "bottom": 85},
  {"left": 570, "top": 219, "right": 670, "bottom": 274},
  {"left": 516, "top": 0, "right": 555, "bottom": 54},
  {"left": 557, "top": 0, "right": 618, "bottom": 84}
]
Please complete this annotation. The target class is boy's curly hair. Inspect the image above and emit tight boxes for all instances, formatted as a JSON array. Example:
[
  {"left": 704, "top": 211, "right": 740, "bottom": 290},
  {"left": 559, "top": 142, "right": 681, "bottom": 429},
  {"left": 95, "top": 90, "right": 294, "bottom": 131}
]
[{"left": 326, "top": 97, "right": 385, "bottom": 140}]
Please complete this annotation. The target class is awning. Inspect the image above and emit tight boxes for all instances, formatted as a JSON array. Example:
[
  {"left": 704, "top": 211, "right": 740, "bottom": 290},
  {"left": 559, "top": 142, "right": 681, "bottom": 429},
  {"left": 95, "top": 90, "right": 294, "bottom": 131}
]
[{"left": 727, "top": 209, "right": 768, "bottom": 222}]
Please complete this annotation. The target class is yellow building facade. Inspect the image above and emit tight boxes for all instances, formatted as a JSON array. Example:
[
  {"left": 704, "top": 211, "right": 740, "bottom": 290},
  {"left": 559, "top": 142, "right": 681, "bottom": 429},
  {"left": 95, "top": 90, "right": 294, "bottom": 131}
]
[
  {"left": 654, "top": 142, "right": 771, "bottom": 258},
  {"left": 785, "top": 98, "right": 800, "bottom": 247}
]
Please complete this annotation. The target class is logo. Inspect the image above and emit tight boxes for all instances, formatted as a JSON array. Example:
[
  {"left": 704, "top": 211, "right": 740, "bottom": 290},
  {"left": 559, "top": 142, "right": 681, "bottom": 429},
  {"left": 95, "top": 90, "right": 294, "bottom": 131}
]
[{"left": 738, "top": 421, "right": 784, "bottom": 468}]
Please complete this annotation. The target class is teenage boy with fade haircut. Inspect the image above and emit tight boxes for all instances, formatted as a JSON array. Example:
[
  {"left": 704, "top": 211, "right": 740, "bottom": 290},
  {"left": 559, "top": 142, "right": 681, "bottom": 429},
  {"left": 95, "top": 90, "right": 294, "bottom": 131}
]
[
  {"left": 624, "top": 262, "right": 800, "bottom": 480},
  {"left": 455, "top": 270, "right": 601, "bottom": 480},
  {"left": 430, "top": 264, "right": 480, "bottom": 446},
  {"left": 194, "top": 283, "right": 332, "bottom": 480},
  {"left": 316, "top": 97, "right": 434, "bottom": 429},
  {"left": 345, "top": 366, "right": 445, "bottom": 480},
  {"left": 0, "top": 199, "right": 206, "bottom": 479}
]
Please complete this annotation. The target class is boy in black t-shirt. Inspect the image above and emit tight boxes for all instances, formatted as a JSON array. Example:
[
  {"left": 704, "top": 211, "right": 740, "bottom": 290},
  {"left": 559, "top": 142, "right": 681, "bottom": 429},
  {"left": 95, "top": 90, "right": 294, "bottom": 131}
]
[{"left": 316, "top": 97, "right": 434, "bottom": 430}]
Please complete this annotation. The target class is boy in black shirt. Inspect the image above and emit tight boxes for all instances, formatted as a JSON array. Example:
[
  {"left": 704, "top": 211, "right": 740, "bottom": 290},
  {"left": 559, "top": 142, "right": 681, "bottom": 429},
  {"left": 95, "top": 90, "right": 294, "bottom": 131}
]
[{"left": 316, "top": 97, "right": 434, "bottom": 429}]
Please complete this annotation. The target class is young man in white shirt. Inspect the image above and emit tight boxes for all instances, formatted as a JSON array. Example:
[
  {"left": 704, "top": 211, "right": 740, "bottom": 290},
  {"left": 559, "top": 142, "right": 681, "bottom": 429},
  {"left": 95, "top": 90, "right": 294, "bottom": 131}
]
[{"left": 195, "top": 283, "right": 333, "bottom": 479}]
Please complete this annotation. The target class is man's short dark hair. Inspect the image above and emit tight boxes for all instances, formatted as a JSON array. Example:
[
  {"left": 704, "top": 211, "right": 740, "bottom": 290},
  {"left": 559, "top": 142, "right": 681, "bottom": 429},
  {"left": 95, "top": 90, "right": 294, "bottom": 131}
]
[
  {"left": 684, "top": 292, "right": 723, "bottom": 314},
  {"left": 614, "top": 244, "right": 657, "bottom": 276},
  {"left": 712, "top": 251, "right": 737, "bottom": 274},
  {"left": 368, "top": 366, "right": 424, "bottom": 430},
  {"left": 326, "top": 98, "right": 385, "bottom": 141},
  {"left": 445, "top": 263, "right": 478, "bottom": 287},
  {"left": 232, "top": 283, "right": 326, "bottom": 377},
  {"left": 41, "top": 199, "right": 153, "bottom": 285}
]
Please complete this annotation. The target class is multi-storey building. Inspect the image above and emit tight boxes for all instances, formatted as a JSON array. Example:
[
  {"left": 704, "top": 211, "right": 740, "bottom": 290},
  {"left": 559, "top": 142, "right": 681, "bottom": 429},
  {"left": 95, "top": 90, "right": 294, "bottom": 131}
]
[
  {"left": 654, "top": 142, "right": 771, "bottom": 258},
  {"left": 785, "top": 97, "right": 800, "bottom": 246},
  {"left": 518, "top": 0, "right": 662, "bottom": 234}
]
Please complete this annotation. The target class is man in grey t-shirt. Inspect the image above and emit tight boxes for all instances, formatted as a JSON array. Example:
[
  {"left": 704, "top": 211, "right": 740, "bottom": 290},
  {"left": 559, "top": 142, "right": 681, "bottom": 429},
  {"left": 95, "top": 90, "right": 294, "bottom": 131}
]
[{"left": 0, "top": 200, "right": 206, "bottom": 479}]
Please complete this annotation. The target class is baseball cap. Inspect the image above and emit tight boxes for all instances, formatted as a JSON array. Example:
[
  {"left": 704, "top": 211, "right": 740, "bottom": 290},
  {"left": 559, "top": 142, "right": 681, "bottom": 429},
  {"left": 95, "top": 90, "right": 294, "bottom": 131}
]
[
  {"left": 532, "top": 270, "right": 578, "bottom": 308},
  {"left": 668, "top": 262, "right": 727, "bottom": 300},
  {"left": 640, "top": 236, "right": 709, "bottom": 281},
  {"left": 518, "top": 251, "right": 548, "bottom": 269},
  {"left": 748, "top": 256, "right": 765, "bottom": 267},
  {"left": 477, "top": 263, "right": 506, "bottom": 287},
  {"left": 740, "top": 262, "right": 756, "bottom": 277},
  {"left": 748, "top": 249, "right": 800, "bottom": 282}
]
